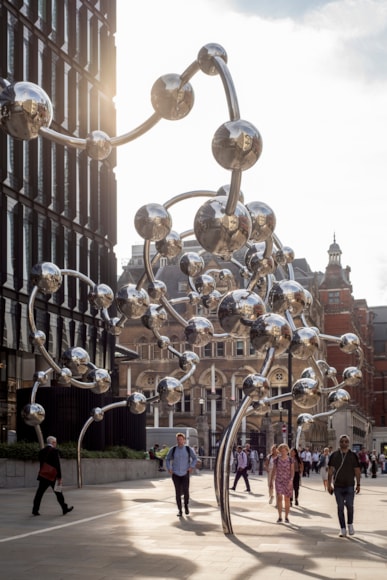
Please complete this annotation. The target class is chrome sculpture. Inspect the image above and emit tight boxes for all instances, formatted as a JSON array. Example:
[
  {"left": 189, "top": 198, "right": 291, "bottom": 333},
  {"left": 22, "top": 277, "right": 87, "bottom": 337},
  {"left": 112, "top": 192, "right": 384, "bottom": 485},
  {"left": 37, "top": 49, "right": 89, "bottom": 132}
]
[{"left": 2, "top": 44, "right": 363, "bottom": 534}]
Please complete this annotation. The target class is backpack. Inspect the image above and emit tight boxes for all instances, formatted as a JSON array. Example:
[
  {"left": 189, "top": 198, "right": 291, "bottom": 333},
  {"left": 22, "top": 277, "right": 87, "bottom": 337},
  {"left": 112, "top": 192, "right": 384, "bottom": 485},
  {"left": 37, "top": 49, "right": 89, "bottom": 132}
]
[{"left": 171, "top": 445, "right": 191, "bottom": 459}]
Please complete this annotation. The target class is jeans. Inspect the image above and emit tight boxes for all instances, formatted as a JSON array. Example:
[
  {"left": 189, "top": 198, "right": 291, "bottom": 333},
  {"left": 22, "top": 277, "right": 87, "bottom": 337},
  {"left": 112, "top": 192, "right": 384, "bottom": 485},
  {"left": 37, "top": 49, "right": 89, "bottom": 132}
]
[
  {"left": 172, "top": 473, "right": 190, "bottom": 512},
  {"left": 334, "top": 485, "right": 355, "bottom": 528}
]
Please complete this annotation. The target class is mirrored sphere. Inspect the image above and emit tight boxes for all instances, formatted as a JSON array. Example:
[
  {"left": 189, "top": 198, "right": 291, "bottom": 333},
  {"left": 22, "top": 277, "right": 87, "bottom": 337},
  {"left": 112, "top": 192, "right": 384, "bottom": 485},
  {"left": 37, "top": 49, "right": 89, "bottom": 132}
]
[
  {"left": 33, "top": 370, "right": 49, "bottom": 385},
  {"left": 328, "top": 388, "right": 350, "bottom": 409},
  {"left": 194, "top": 274, "right": 216, "bottom": 295},
  {"left": 151, "top": 74, "right": 194, "bottom": 120},
  {"left": 134, "top": 203, "right": 172, "bottom": 241},
  {"left": 212, "top": 120, "right": 263, "bottom": 171},
  {"left": 246, "top": 201, "right": 276, "bottom": 242},
  {"left": 248, "top": 251, "right": 275, "bottom": 277},
  {"left": 297, "top": 413, "right": 314, "bottom": 427},
  {"left": 141, "top": 304, "right": 167, "bottom": 330},
  {"left": 218, "top": 289, "right": 266, "bottom": 337},
  {"left": 108, "top": 317, "right": 122, "bottom": 336},
  {"left": 88, "top": 284, "right": 114, "bottom": 310},
  {"left": 216, "top": 184, "right": 244, "bottom": 203},
  {"left": 157, "top": 335, "right": 171, "bottom": 349},
  {"left": 21, "top": 403, "right": 45, "bottom": 426},
  {"left": 61, "top": 347, "right": 90, "bottom": 378},
  {"left": 179, "top": 350, "right": 200, "bottom": 371},
  {"left": 201, "top": 290, "right": 222, "bottom": 310},
  {"left": 155, "top": 230, "right": 183, "bottom": 258},
  {"left": 157, "top": 376, "right": 183, "bottom": 405},
  {"left": 86, "top": 130, "right": 112, "bottom": 160},
  {"left": 342, "top": 366, "right": 362, "bottom": 386},
  {"left": 292, "top": 378, "right": 321, "bottom": 409},
  {"left": 242, "top": 374, "right": 270, "bottom": 401},
  {"left": 250, "top": 313, "right": 292, "bottom": 356},
  {"left": 184, "top": 316, "right": 214, "bottom": 346},
  {"left": 91, "top": 407, "right": 105, "bottom": 422},
  {"left": 180, "top": 252, "right": 205, "bottom": 277},
  {"left": 290, "top": 327, "right": 320, "bottom": 360},
  {"left": 269, "top": 280, "right": 307, "bottom": 317},
  {"left": 0, "top": 81, "right": 53, "bottom": 140},
  {"left": 339, "top": 333, "right": 360, "bottom": 354},
  {"left": 116, "top": 284, "right": 150, "bottom": 319},
  {"left": 147, "top": 280, "right": 167, "bottom": 302},
  {"left": 127, "top": 392, "right": 147, "bottom": 414},
  {"left": 88, "top": 368, "right": 111, "bottom": 394},
  {"left": 197, "top": 43, "right": 227, "bottom": 75},
  {"left": 58, "top": 367, "right": 72, "bottom": 385},
  {"left": 30, "top": 330, "right": 46, "bottom": 347},
  {"left": 250, "top": 400, "right": 271, "bottom": 415},
  {"left": 31, "top": 262, "right": 62, "bottom": 294},
  {"left": 194, "top": 196, "right": 252, "bottom": 258}
]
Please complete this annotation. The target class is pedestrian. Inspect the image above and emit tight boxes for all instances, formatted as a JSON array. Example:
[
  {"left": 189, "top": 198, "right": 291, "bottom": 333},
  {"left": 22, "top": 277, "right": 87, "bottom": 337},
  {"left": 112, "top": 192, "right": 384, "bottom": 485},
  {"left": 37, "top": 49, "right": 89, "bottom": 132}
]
[
  {"left": 328, "top": 434, "right": 361, "bottom": 537},
  {"left": 269, "top": 443, "right": 294, "bottom": 523},
  {"left": 301, "top": 446, "right": 312, "bottom": 477},
  {"left": 32, "top": 435, "right": 73, "bottom": 516},
  {"left": 166, "top": 432, "right": 197, "bottom": 517},
  {"left": 290, "top": 447, "right": 303, "bottom": 506},
  {"left": 319, "top": 447, "right": 330, "bottom": 491},
  {"left": 370, "top": 450, "right": 378, "bottom": 478},
  {"left": 357, "top": 447, "right": 369, "bottom": 477},
  {"left": 230, "top": 445, "right": 251, "bottom": 492},
  {"left": 264, "top": 444, "right": 278, "bottom": 504}
]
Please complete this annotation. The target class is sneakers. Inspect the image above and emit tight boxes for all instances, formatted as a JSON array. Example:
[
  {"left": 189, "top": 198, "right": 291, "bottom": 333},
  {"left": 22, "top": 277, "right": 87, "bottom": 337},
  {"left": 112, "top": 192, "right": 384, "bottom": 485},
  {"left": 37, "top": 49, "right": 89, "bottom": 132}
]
[
  {"left": 348, "top": 524, "right": 355, "bottom": 536},
  {"left": 185, "top": 506, "right": 189, "bottom": 515},
  {"left": 276, "top": 517, "right": 282, "bottom": 523},
  {"left": 63, "top": 506, "right": 73, "bottom": 515},
  {"left": 295, "top": 499, "right": 299, "bottom": 506},
  {"left": 285, "top": 517, "right": 290, "bottom": 524},
  {"left": 177, "top": 511, "right": 182, "bottom": 517},
  {"left": 339, "top": 528, "right": 347, "bottom": 537}
]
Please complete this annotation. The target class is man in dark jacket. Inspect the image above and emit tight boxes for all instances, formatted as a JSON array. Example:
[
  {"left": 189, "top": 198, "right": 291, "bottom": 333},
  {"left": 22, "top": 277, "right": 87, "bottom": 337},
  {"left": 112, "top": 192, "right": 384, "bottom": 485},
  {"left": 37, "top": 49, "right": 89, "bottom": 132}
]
[{"left": 32, "top": 435, "right": 73, "bottom": 516}]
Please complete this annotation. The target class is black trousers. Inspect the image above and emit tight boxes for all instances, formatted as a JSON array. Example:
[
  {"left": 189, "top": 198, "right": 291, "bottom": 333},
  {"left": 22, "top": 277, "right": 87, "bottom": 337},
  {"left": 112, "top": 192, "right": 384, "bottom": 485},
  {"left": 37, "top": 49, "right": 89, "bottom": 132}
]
[
  {"left": 232, "top": 468, "right": 250, "bottom": 491},
  {"left": 172, "top": 473, "right": 190, "bottom": 512},
  {"left": 33, "top": 478, "right": 68, "bottom": 514},
  {"left": 293, "top": 472, "right": 300, "bottom": 500}
]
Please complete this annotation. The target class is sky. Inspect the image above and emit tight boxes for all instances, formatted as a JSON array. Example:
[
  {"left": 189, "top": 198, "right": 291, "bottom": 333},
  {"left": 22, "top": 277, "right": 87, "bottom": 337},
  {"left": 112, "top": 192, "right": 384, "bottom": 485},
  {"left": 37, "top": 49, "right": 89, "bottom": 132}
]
[{"left": 114, "top": 0, "right": 387, "bottom": 306}]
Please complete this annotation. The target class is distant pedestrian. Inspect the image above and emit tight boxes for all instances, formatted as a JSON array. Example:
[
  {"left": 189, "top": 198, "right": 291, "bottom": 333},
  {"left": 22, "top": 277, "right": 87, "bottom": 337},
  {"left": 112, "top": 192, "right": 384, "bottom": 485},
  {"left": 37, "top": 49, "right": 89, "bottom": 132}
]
[
  {"left": 319, "top": 447, "right": 330, "bottom": 491},
  {"left": 264, "top": 444, "right": 278, "bottom": 504},
  {"left": 270, "top": 443, "right": 294, "bottom": 523},
  {"left": 32, "top": 436, "right": 73, "bottom": 516},
  {"left": 290, "top": 447, "right": 303, "bottom": 506},
  {"left": 230, "top": 445, "right": 251, "bottom": 492},
  {"left": 166, "top": 432, "right": 197, "bottom": 517}
]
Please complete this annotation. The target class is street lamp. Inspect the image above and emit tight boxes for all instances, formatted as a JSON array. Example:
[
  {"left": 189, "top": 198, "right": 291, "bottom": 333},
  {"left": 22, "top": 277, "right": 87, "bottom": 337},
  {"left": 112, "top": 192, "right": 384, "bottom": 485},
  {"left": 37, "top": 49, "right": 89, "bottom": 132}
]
[{"left": 199, "top": 398, "right": 204, "bottom": 416}]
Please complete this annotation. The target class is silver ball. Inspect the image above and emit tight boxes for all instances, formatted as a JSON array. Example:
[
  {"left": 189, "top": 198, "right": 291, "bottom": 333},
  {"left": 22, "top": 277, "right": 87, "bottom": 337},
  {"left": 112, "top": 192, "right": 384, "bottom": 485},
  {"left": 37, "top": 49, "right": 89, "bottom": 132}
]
[
  {"left": 188, "top": 291, "right": 201, "bottom": 305},
  {"left": 274, "top": 247, "right": 295, "bottom": 267},
  {"left": 250, "top": 400, "right": 271, "bottom": 416},
  {"left": 141, "top": 304, "right": 167, "bottom": 330},
  {"left": 151, "top": 74, "right": 194, "bottom": 120},
  {"left": 157, "top": 376, "right": 183, "bottom": 405},
  {"left": 86, "top": 130, "right": 112, "bottom": 160},
  {"left": 155, "top": 231, "right": 182, "bottom": 258},
  {"left": 197, "top": 43, "right": 227, "bottom": 75},
  {"left": 116, "top": 284, "right": 150, "bottom": 319},
  {"left": 292, "top": 378, "right": 321, "bottom": 409},
  {"left": 157, "top": 336, "right": 171, "bottom": 349},
  {"left": 184, "top": 316, "right": 214, "bottom": 347},
  {"left": 242, "top": 374, "right": 270, "bottom": 401},
  {"left": 33, "top": 371, "right": 49, "bottom": 385},
  {"left": 127, "top": 392, "right": 147, "bottom": 414},
  {"left": 328, "top": 388, "right": 350, "bottom": 409},
  {"left": 88, "top": 284, "right": 114, "bottom": 310},
  {"left": 342, "top": 366, "right": 362, "bottom": 386},
  {"left": 61, "top": 347, "right": 90, "bottom": 378},
  {"left": 87, "top": 368, "right": 111, "bottom": 394},
  {"left": 58, "top": 367, "right": 72, "bottom": 385},
  {"left": 30, "top": 330, "right": 46, "bottom": 347},
  {"left": 21, "top": 403, "right": 45, "bottom": 426},
  {"left": 216, "top": 184, "right": 244, "bottom": 203},
  {"left": 91, "top": 407, "right": 105, "bottom": 422},
  {"left": 250, "top": 313, "right": 292, "bottom": 356},
  {"left": 297, "top": 413, "right": 314, "bottom": 427},
  {"left": 147, "top": 280, "right": 167, "bottom": 302},
  {"left": 194, "top": 274, "right": 216, "bottom": 295},
  {"left": 134, "top": 203, "right": 172, "bottom": 242},
  {"left": 245, "top": 245, "right": 275, "bottom": 277},
  {"left": 212, "top": 120, "right": 263, "bottom": 171},
  {"left": 218, "top": 289, "right": 266, "bottom": 337},
  {"left": 269, "top": 280, "right": 308, "bottom": 317},
  {"left": 180, "top": 252, "right": 205, "bottom": 277},
  {"left": 179, "top": 351, "right": 200, "bottom": 372},
  {"left": 300, "top": 367, "right": 316, "bottom": 380},
  {"left": 290, "top": 327, "right": 320, "bottom": 360},
  {"left": 339, "top": 333, "right": 360, "bottom": 354},
  {"left": 108, "top": 317, "right": 122, "bottom": 336},
  {"left": 246, "top": 201, "right": 276, "bottom": 242},
  {"left": 31, "top": 262, "right": 62, "bottom": 294},
  {"left": 0, "top": 81, "right": 52, "bottom": 140},
  {"left": 201, "top": 290, "right": 222, "bottom": 311}
]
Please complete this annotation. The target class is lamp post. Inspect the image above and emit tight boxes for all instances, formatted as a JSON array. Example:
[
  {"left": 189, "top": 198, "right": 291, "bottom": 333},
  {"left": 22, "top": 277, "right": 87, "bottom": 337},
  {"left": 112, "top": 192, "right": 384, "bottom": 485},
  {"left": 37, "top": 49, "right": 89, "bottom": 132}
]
[{"left": 199, "top": 398, "right": 204, "bottom": 416}]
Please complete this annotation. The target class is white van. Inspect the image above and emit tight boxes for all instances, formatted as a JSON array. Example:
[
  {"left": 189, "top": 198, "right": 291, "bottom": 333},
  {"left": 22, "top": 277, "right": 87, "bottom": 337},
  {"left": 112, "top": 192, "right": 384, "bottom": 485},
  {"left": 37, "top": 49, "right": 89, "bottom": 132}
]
[{"left": 146, "top": 427, "right": 199, "bottom": 450}]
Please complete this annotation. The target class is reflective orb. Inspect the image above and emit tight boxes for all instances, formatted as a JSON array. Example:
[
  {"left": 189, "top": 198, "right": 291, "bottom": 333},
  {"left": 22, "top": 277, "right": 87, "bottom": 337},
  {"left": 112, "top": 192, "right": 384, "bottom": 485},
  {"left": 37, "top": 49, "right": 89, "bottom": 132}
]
[
  {"left": 290, "top": 327, "right": 320, "bottom": 360},
  {"left": 316, "top": 360, "right": 337, "bottom": 379},
  {"left": 292, "top": 378, "right": 321, "bottom": 409},
  {"left": 194, "top": 196, "right": 252, "bottom": 259},
  {"left": 147, "top": 280, "right": 167, "bottom": 302},
  {"left": 58, "top": 367, "right": 72, "bottom": 385},
  {"left": 274, "top": 246, "right": 295, "bottom": 267},
  {"left": 201, "top": 290, "right": 222, "bottom": 310},
  {"left": 134, "top": 203, "right": 172, "bottom": 242},
  {"left": 116, "top": 284, "right": 150, "bottom": 319},
  {"left": 242, "top": 374, "right": 270, "bottom": 401},
  {"left": 88, "top": 284, "right": 114, "bottom": 310},
  {"left": 342, "top": 366, "right": 362, "bottom": 386},
  {"left": 87, "top": 368, "right": 111, "bottom": 394},
  {"left": 156, "top": 230, "right": 183, "bottom": 258},
  {"left": 108, "top": 317, "right": 122, "bottom": 336},
  {"left": 30, "top": 330, "right": 46, "bottom": 347},
  {"left": 157, "top": 335, "right": 171, "bottom": 349},
  {"left": 197, "top": 43, "right": 227, "bottom": 75},
  {"left": 21, "top": 403, "right": 45, "bottom": 426},
  {"left": 269, "top": 280, "right": 307, "bottom": 317},
  {"left": 157, "top": 376, "right": 183, "bottom": 405},
  {"left": 194, "top": 274, "right": 216, "bottom": 295},
  {"left": 250, "top": 400, "right": 271, "bottom": 415},
  {"left": 188, "top": 291, "right": 201, "bottom": 305},
  {"left": 339, "top": 333, "right": 360, "bottom": 354},
  {"left": 141, "top": 304, "right": 167, "bottom": 330},
  {"left": 297, "top": 413, "right": 314, "bottom": 427},
  {"left": 0, "top": 81, "right": 53, "bottom": 140},
  {"left": 151, "top": 74, "right": 194, "bottom": 120},
  {"left": 218, "top": 289, "right": 266, "bottom": 337},
  {"left": 61, "top": 346, "right": 90, "bottom": 378},
  {"left": 179, "top": 350, "right": 200, "bottom": 372},
  {"left": 245, "top": 244, "right": 275, "bottom": 277},
  {"left": 91, "top": 407, "right": 105, "bottom": 422},
  {"left": 127, "top": 392, "right": 147, "bottom": 414},
  {"left": 246, "top": 201, "right": 276, "bottom": 242},
  {"left": 328, "top": 388, "right": 350, "bottom": 409},
  {"left": 216, "top": 184, "right": 244, "bottom": 203},
  {"left": 180, "top": 252, "right": 205, "bottom": 277},
  {"left": 184, "top": 316, "right": 214, "bottom": 346},
  {"left": 250, "top": 313, "right": 292, "bottom": 356},
  {"left": 31, "top": 262, "right": 62, "bottom": 294},
  {"left": 33, "top": 370, "right": 49, "bottom": 385},
  {"left": 212, "top": 120, "right": 263, "bottom": 171},
  {"left": 86, "top": 130, "right": 112, "bottom": 160},
  {"left": 300, "top": 367, "right": 316, "bottom": 380}
]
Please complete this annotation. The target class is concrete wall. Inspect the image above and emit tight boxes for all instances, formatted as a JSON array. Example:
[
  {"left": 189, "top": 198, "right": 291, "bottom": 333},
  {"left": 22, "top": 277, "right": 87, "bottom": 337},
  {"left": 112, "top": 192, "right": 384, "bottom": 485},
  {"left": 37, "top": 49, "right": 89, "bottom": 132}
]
[{"left": 0, "top": 458, "right": 162, "bottom": 489}]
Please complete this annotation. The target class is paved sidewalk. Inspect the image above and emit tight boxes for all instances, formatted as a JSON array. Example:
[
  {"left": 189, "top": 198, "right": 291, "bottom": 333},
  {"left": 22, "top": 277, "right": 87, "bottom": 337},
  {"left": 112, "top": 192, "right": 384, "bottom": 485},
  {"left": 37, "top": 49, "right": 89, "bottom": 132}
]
[{"left": 0, "top": 470, "right": 386, "bottom": 579}]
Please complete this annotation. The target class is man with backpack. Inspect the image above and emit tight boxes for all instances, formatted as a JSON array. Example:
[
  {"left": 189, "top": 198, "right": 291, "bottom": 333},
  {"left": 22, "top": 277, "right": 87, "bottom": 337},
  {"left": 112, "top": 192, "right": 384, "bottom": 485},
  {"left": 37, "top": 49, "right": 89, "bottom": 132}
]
[
  {"left": 230, "top": 445, "right": 251, "bottom": 493},
  {"left": 166, "top": 432, "right": 197, "bottom": 517}
]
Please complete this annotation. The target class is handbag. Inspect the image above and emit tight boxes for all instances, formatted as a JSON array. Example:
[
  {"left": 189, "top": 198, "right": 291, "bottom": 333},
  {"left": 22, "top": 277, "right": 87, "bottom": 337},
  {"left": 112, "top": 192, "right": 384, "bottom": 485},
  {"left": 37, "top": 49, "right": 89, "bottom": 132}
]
[{"left": 38, "top": 462, "right": 57, "bottom": 482}]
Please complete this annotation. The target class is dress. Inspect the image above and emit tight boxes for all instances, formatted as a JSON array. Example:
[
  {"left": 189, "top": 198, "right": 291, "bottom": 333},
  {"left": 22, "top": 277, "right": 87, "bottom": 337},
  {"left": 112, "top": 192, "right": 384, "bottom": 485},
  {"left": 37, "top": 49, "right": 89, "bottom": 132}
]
[{"left": 274, "top": 456, "right": 294, "bottom": 496}]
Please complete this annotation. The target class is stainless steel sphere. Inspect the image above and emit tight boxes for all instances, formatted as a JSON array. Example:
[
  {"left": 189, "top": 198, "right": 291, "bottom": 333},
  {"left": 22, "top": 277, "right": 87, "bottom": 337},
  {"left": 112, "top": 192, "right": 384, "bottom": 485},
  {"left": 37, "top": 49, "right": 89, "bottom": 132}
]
[
  {"left": 300, "top": 367, "right": 316, "bottom": 380},
  {"left": 339, "top": 333, "right": 360, "bottom": 354},
  {"left": 179, "top": 350, "right": 200, "bottom": 372},
  {"left": 179, "top": 252, "right": 205, "bottom": 277},
  {"left": 244, "top": 245, "right": 275, "bottom": 277},
  {"left": 194, "top": 196, "right": 252, "bottom": 258},
  {"left": 157, "top": 376, "right": 183, "bottom": 405},
  {"left": 31, "top": 262, "right": 62, "bottom": 295},
  {"left": 0, "top": 81, "right": 53, "bottom": 140},
  {"left": 292, "top": 378, "right": 321, "bottom": 409},
  {"left": 194, "top": 274, "right": 216, "bottom": 295},
  {"left": 88, "top": 284, "right": 114, "bottom": 310},
  {"left": 147, "top": 280, "right": 167, "bottom": 302},
  {"left": 212, "top": 120, "right": 263, "bottom": 171},
  {"left": 328, "top": 388, "right": 350, "bottom": 409},
  {"left": 216, "top": 184, "right": 244, "bottom": 203},
  {"left": 197, "top": 43, "right": 227, "bottom": 75},
  {"left": 33, "top": 370, "right": 49, "bottom": 385},
  {"left": 201, "top": 290, "right": 222, "bottom": 310},
  {"left": 91, "top": 407, "right": 105, "bottom": 422},
  {"left": 242, "top": 374, "right": 270, "bottom": 401},
  {"left": 342, "top": 366, "right": 362, "bottom": 386},
  {"left": 155, "top": 230, "right": 183, "bottom": 258},
  {"left": 218, "top": 289, "right": 266, "bottom": 337},
  {"left": 30, "top": 330, "right": 46, "bottom": 347},
  {"left": 290, "top": 327, "right": 320, "bottom": 360},
  {"left": 58, "top": 367, "right": 72, "bottom": 385},
  {"left": 87, "top": 368, "right": 111, "bottom": 394},
  {"left": 188, "top": 291, "right": 201, "bottom": 305},
  {"left": 108, "top": 317, "right": 122, "bottom": 336},
  {"left": 61, "top": 346, "right": 90, "bottom": 378},
  {"left": 296, "top": 413, "right": 314, "bottom": 427},
  {"left": 157, "top": 335, "right": 171, "bottom": 349},
  {"left": 274, "top": 246, "right": 295, "bottom": 267},
  {"left": 86, "top": 130, "right": 112, "bottom": 160},
  {"left": 250, "top": 400, "right": 271, "bottom": 415},
  {"left": 127, "top": 392, "right": 147, "bottom": 415},
  {"left": 141, "top": 304, "right": 167, "bottom": 330},
  {"left": 250, "top": 313, "right": 293, "bottom": 356},
  {"left": 134, "top": 203, "right": 172, "bottom": 242},
  {"left": 151, "top": 74, "right": 194, "bottom": 120},
  {"left": 184, "top": 316, "right": 214, "bottom": 346},
  {"left": 268, "top": 280, "right": 308, "bottom": 317},
  {"left": 116, "top": 284, "right": 150, "bottom": 319},
  {"left": 21, "top": 403, "right": 45, "bottom": 426},
  {"left": 245, "top": 201, "right": 276, "bottom": 242}
]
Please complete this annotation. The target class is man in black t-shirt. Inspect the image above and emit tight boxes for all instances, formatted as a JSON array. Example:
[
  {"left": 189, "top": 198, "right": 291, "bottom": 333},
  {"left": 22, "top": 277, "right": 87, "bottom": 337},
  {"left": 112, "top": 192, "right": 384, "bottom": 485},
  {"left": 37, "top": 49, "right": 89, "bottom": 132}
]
[{"left": 328, "top": 434, "right": 360, "bottom": 538}]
